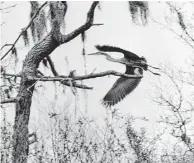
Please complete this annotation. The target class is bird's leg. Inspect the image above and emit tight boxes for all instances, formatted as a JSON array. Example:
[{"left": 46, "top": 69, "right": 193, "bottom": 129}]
[
  {"left": 147, "top": 69, "right": 161, "bottom": 76},
  {"left": 129, "top": 60, "right": 161, "bottom": 70},
  {"left": 128, "top": 60, "right": 147, "bottom": 67}
]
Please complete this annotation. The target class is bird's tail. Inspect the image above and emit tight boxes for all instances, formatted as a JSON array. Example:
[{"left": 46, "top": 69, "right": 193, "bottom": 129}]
[{"left": 95, "top": 45, "right": 128, "bottom": 54}]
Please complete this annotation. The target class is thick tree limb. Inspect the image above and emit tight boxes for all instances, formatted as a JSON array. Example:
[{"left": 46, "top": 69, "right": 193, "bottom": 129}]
[
  {"left": 53, "top": 1, "right": 99, "bottom": 44},
  {"left": 0, "top": 2, "right": 48, "bottom": 60},
  {"left": 1, "top": 98, "right": 18, "bottom": 104}
]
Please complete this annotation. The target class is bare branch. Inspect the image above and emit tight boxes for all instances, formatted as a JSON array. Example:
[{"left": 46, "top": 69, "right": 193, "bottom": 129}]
[
  {"left": 0, "top": 4, "right": 17, "bottom": 11},
  {"left": 61, "top": 81, "right": 92, "bottom": 90},
  {"left": 1, "top": 73, "right": 21, "bottom": 78},
  {"left": 46, "top": 56, "right": 58, "bottom": 76},
  {"left": 2, "top": 70, "right": 142, "bottom": 91},
  {"left": 45, "top": 57, "right": 92, "bottom": 89},
  {"left": 92, "top": 23, "right": 104, "bottom": 26},
  {"left": 1, "top": 98, "right": 17, "bottom": 104},
  {"left": 166, "top": 2, "right": 194, "bottom": 42},
  {"left": 0, "top": 44, "right": 14, "bottom": 51},
  {"left": 0, "top": 2, "right": 48, "bottom": 60},
  {"left": 3, "top": 70, "right": 142, "bottom": 90},
  {"left": 3, "top": 70, "right": 143, "bottom": 82},
  {"left": 2, "top": 73, "right": 92, "bottom": 89},
  {"left": 27, "top": 70, "right": 143, "bottom": 82},
  {"left": 152, "top": 18, "right": 194, "bottom": 49}
]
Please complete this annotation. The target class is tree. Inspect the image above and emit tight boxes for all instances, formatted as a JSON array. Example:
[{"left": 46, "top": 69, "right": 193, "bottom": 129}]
[
  {"left": 0, "top": 1, "right": 149, "bottom": 162},
  {"left": 151, "top": 2, "right": 194, "bottom": 162}
]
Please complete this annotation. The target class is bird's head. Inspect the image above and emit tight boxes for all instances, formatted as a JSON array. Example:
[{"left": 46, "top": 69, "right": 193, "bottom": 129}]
[{"left": 140, "top": 56, "right": 148, "bottom": 71}]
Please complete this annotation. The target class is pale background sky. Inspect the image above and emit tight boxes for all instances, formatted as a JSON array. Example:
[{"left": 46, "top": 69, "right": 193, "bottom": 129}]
[{"left": 1, "top": 1, "right": 193, "bottom": 149}]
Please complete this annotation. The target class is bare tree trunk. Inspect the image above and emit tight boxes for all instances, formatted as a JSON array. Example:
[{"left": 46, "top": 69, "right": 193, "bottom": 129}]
[{"left": 11, "top": 2, "right": 98, "bottom": 162}]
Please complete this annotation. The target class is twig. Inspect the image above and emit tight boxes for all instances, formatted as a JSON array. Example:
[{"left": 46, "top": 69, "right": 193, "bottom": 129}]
[
  {"left": 60, "top": 81, "right": 92, "bottom": 90},
  {"left": 0, "top": 2, "right": 48, "bottom": 60},
  {"left": 1, "top": 73, "right": 21, "bottom": 78},
  {"left": 0, "top": 4, "right": 17, "bottom": 11},
  {"left": 46, "top": 56, "right": 58, "bottom": 76},
  {"left": 152, "top": 18, "right": 194, "bottom": 49},
  {"left": 45, "top": 56, "right": 91, "bottom": 89},
  {"left": 166, "top": 2, "right": 194, "bottom": 42},
  {"left": 92, "top": 23, "right": 104, "bottom": 26},
  {"left": 90, "top": 68, "right": 97, "bottom": 74},
  {"left": 0, "top": 44, "right": 14, "bottom": 51},
  {"left": 1, "top": 98, "right": 18, "bottom": 104}
]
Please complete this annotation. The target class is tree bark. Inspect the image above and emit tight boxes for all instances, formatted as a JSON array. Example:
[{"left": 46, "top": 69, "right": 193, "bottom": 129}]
[
  {"left": 11, "top": 2, "right": 98, "bottom": 162},
  {"left": 12, "top": 34, "right": 59, "bottom": 163}
]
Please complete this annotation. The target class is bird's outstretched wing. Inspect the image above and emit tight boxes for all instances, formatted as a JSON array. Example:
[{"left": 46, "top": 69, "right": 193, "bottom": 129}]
[
  {"left": 95, "top": 45, "right": 141, "bottom": 60},
  {"left": 102, "top": 68, "right": 143, "bottom": 107}
]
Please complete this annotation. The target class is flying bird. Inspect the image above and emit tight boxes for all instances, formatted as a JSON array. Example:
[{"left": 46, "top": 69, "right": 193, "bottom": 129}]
[{"left": 90, "top": 45, "right": 148, "bottom": 107}]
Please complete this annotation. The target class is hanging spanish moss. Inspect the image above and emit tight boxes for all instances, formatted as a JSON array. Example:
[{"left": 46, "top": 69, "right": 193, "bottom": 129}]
[
  {"left": 11, "top": 47, "right": 18, "bottom": 67},
  {"left": 97, "top": 2, "right": 102, "bottom": 11},
  {"left": 128, "top": 1, "right": 149, "bottom": 25},
  {"left": 30, "top": 1, "right": 47, "bottom": 43},
  {"left": 81, "top": 31, "right": 88, "bottom": 114},
  {"left": 81, "top": 32, "right": 86, "bottom": 56},
  {"left": 49, "top": 2, "right": 67, "bottom": 30},
  {"left": 21, "top": 29, "right": 29, "bottom": 46},
  {"left": 65, "top": 57, "right": 79, "bottom": 118}
]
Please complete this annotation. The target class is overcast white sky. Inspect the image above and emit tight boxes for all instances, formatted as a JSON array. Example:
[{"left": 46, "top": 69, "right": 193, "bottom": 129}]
[{"left": 1, "top": 1, "right": 194, "bottom": 145}]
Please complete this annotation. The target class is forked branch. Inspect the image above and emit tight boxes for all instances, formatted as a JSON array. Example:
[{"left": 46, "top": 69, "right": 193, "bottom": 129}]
[{"left": 55, "top": 1, "right": 99, "bottom": 43}]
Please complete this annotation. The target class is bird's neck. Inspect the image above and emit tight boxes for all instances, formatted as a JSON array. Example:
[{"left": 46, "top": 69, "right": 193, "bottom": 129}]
[{"left": 106, "top": 56, "right": 132, "bottom": 65}]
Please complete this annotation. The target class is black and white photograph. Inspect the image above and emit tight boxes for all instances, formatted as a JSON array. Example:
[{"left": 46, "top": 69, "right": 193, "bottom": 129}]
[{"left": 0, "top": 1, "right": 194, "bottom": 163}]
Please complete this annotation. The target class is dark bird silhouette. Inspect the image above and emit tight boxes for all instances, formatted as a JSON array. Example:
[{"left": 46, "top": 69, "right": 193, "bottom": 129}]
[{"left": 93, "top": 45, "right": 148, "bottom": 107}]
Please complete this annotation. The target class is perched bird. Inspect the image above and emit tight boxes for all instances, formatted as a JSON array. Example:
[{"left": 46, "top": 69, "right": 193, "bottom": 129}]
[{"left": 91, "top": 45, "right": 148, "bottom": 107}]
